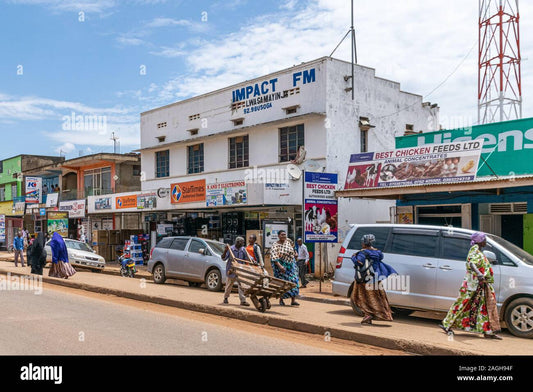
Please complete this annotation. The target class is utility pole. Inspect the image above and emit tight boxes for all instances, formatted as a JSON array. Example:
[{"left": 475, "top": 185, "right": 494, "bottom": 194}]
[{"left": 330, "top": 0, "right": 358, "bottom": 100}]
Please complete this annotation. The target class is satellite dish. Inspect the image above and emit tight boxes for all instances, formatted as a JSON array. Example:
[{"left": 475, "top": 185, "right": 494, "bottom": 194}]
[
  {"left": 303, "top": 160, "right": 322, "bottom": 172},
  {"left": 287, "top": 164, "right": 302, "bottom": 181}
]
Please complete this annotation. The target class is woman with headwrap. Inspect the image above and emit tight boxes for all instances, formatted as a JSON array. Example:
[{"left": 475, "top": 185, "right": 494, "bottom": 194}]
[
  {"left": 440, "top": 232, "right": 502, "bottom": 339},
  {"left": 29, "top": 232, "right": 47, "bottom": 275},
  {"left": 48, "top": 232, "right": 76, "bottom": 279},
  {"left": 351, "top": 234, "right": 397, "bottom": 324},
  {"left": 270, "top": 230, "right": 300, "bottom": 306}
]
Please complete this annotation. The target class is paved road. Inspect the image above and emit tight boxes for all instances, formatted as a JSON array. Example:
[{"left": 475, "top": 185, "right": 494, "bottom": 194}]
[{"left": 0, "top": 283, "right": 401, "bottom": 355}]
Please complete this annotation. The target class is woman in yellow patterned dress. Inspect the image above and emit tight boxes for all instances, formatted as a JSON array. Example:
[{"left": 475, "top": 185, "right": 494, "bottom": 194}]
[{"left": 439, "top": 232, "right": 502, "bottom": 339}]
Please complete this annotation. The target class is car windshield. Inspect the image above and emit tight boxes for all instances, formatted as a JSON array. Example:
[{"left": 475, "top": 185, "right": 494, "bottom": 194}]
[
  {"left": 65, "top": 240, "right": 94, "bottom": 253},
  {"left": 205, "top": 240, "right": 225, "bottom": 256},
  {"left": 487, "top": 235, "right": 533, "bottom": 266}
]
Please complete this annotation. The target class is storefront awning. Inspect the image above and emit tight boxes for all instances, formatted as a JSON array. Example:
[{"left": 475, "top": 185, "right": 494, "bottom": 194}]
[{"left": 336, "top": 174, "right": 533, "bottom": 200}]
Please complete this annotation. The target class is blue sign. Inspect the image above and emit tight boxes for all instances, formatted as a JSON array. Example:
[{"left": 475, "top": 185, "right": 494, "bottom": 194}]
[{"left": 39, "top": 208, "right": 46, "bottom": 216}]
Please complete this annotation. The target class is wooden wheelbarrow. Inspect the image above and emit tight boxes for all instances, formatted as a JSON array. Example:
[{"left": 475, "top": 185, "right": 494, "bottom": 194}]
[{"left": 226, "top": 245, "right": 297, "bottom": 312}]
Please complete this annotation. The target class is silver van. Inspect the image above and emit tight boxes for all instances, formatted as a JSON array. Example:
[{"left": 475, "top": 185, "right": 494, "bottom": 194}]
[
  {"left": 332, "top": 224, "right": 533, "bottom": 338},
  {"left": 147, "top": 236, "right": 227, "bottom": 291}
]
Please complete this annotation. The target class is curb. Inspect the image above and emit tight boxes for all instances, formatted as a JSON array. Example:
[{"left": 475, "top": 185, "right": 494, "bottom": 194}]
[{"left": 0, "top": 268, "right": 474, "bottom": 356}]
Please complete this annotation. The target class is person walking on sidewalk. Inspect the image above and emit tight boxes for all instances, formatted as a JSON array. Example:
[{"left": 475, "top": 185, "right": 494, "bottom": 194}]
[
  {"left": 48, "top": 232, "right": 76, "bottom": 279},
  {"left": 13, "top": 231, "right": 26, "bottom": 267},
  {"left": 270, "top": 230, "right": 300, "bottom": 306},
  {"left": 351, "top": 234, "right": 397, "bottom": 325},
  {"left": 29, "top": 232, "right": 47, "bottom": 276},
  {"left": 439, "top": 232, "right": 502, "bottom": 340},
  {"left": 221, "top": 237, "right": 250, "bottom": 307},
  {"left": 295, "top": 238, "right": 309, "bottom": 288}
]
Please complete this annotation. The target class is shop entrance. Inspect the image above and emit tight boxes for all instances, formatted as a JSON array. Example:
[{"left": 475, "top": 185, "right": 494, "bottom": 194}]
[{"left": 501, "top": 214, "right": 524, "bottom": 249}]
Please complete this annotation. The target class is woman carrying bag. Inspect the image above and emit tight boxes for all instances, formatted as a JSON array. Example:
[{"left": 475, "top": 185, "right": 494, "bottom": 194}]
[{"left": 351, "top": 234, "right": 397, "bottom": 324}]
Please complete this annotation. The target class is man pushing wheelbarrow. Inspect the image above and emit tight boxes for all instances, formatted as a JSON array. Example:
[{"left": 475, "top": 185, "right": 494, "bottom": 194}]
[{"left": 222, "top": 236, "right": 297, "bottom": 313}]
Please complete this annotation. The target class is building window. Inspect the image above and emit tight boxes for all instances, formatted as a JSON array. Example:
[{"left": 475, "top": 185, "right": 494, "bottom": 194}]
[
  {"left": 360, "top": 129, "right": 368, "bottom": 153},
  {"left": 188, "top": 144, "right": 204, "bottom": 174},
  {"left": 229, "top": 135, "right": 249, "bottom": 169},
  {"left": 155, "top": 150, "right": 170, "bottom": 178},
  {"left": 189, "top": 113, "right": 200, "bottom": 121},
  {"left": 0, "top": 186, "right": 4, "bottom": 202},
  {"left": 84, "top": 167, "right": 112, "bottom": 196},
  {"left": 279, "top": 124, "right": 304, "bottom": 162},
  {"left": 132, "top": 165, "right": 141, "bottom": 176},
  {"left": 157, "top": 122, "right": 167, "bottom": 129},
  {"left": 11, "top": 184, "right": 17, "bottom": 199}
]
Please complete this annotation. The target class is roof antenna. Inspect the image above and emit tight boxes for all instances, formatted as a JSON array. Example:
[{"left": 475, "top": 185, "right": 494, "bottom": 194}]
[{"left": 330, "top": 0, "right": 357, "bottom": 100}]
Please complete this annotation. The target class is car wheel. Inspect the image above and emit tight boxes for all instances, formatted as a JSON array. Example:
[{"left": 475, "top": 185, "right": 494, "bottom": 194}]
[
  {"left": 153, "top": 263, "right": 166, "bottom": 284},
  {"left": 205, "top": 269, "right": 222, "bottom": 292},
  {"left": 504, "top": 297, "right": 533, "bottom": 339}
]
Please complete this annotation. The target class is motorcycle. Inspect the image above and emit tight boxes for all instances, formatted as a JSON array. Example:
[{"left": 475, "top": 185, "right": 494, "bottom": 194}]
[{"left": 119, "top": 254, "right": 137, "bottom": 278}]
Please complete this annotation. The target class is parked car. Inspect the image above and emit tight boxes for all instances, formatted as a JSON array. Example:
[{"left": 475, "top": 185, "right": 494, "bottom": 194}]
[
  {"left": 147, "top": 236, "right": 227, "bottom": 291},
  {"left": 45, "top": 238, "right": 105, "bottom": 272},
  {"left": 333, "top": 224, "right": 533, "bottom": 339}
]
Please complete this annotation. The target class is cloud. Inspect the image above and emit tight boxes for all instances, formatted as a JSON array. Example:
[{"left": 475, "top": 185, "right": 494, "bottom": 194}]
[{"left": 141, "top": 0, "right": 533, "bottom": 127}]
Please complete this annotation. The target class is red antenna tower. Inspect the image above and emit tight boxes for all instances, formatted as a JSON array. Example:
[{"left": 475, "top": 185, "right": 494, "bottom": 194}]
[{"left": 478, "top": 0, "right": 522, "bottom": 124}]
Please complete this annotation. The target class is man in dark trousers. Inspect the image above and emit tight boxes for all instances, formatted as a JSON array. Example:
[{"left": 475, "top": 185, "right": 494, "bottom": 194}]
[{"left": 221, "top": 236, "right": 250, "bottom": 306}]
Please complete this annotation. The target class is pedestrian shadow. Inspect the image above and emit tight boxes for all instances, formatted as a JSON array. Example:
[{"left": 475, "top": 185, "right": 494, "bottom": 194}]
[
  {"left": 326, "top": 309, "right": 357, "bottom": 317},
  {"left": 339, "top": 321, "right": 393, "bottom": 328}
]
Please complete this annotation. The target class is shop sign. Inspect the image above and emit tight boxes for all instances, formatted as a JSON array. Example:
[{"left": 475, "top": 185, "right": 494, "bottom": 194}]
[
  {"left": 171, "top": 180, "right": 206, "bottom": 204},
  {"left": 115, "top": 195, "right": 137, "bottom": 210},
  {"left": 47, "top": 212, "right": 68, "bottom": 237},
  {"left": 25, "top": 177, "right": 42, "bottom": 204},
  {"left": 59, "top": 200, "right": 86, "bottom": 218},
  {"left": 137, "top": 193, "right": 157, "bottom": 210},
  {"left": 94, "top": 197, "right": 112, "bottom": 210},
  {"left": 206, "top": 181, "right": 247, "bottom": 207},
  {"left": 39, "top": 208, "right": 46, "bottom": 216},
  {"left": 303, "top": 172, "right": 338, "bottom": 243},
  {"left": 345, "top": 141, "right": 483, "bottom": 189},
  {"left": 396, "top": 117, "right": 533, "bottom": 176},
  {"left": 13, "top": 201, "right": 25, "bottom": 216}
]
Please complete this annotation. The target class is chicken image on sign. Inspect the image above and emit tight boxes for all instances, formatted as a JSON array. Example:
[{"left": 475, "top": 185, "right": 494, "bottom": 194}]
[
  {"left": 344, "top": 141, "right": 484, "bottom": 189},
  {"left": 303, "top": 172, "right": 338, "bottom": 243},
  {"left": 170, "top": 180, "right": 206, "bottom": 204}
]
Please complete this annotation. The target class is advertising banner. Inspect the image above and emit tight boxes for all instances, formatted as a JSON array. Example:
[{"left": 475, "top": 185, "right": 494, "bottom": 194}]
[
  {"left": 304, "top": 172, "right": 338, "bottom": 243},
  {"left": 25, "top": 177, "right": 42, "bottom": 204},
  {"left": 171, "top": 180, "right": 206, "bottom": 204},
  {"left": 45, "top": 192, "right": 59, "bottom": 207},
  {"left": 263, "top": 220, "right": 289, "bottom": 249},
  {"left": 94, "top": 197, "right": 112, "bottom": 210},
  {"left": 137, "top": 193, "right": 157, "bottom": 210},
  {"left": 59, "top": 200, "right": 86, "bottom": 218},
  {"left": 47, "top": 212, "right": 68, "bottom": 237},
  {"left": 206, "top": 180, "right": 247, "bottom": 207},
  {"left": 0, "top": 215, "right": 5, "bottom": 242},
  {"left": 345, "top": 141, "right": 484, "bottom": 189},
  {"left": 115, "top": 195, "right": 138, "bottom": 210}
]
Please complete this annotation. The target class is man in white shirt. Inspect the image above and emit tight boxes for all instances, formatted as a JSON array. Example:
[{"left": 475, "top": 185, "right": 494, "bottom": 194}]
[{"left": 295, "top": 238, "right": 310, "bottom": 288}]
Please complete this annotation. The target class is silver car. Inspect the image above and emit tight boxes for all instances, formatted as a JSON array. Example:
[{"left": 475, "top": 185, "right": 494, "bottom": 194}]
[
  {"left": 147, "top": 236, "right": 227, "bottom": 291},
  {"left": 333, "top": 224, "right": 533, "bottom": 339},
  {"left": 45, "top": 238, "right": 105, "bottom": 272}
]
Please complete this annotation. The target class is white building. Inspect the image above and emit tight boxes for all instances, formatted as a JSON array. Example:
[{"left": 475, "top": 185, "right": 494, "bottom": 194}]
[{"left": 138, "top": 56, "right": 439, "bottom": 249}]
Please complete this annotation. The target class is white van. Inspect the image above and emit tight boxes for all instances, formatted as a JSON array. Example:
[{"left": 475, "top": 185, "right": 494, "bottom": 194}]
[{"left": 332, "top": 224, "right": 533, "bottom": 338}]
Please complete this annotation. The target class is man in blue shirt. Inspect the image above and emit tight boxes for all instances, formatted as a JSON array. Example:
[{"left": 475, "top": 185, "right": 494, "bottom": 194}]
[
  {"left": 13, "top": 231, "right": 26, "bottom": 267},
  {"left": 221, "top": 236, "right": 250, "bottom": 306}
]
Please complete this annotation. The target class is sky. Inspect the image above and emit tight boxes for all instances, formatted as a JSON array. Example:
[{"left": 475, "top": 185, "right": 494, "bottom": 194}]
[{"left": 0, "top": 0, "right": 532, "bottom": 159}]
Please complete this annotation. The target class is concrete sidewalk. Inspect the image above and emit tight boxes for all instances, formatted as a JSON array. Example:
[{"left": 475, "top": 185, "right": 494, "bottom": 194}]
[{"left": 0, "top": 257, "right": 532, "bottom": 355}]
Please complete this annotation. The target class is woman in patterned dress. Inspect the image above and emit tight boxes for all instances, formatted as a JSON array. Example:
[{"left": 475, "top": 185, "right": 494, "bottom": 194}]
[
  {"left": 440, "top": 232, "right": 502, "bottom": 339},
  {"left": 48, "top": 232, "right": 76, "bottom": 279},
  {"left": 351, "top": 234, "right": 397, "bottom": 324},
  {"left": 270, "top": 230, "right": 300, "bottom": 306}
]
